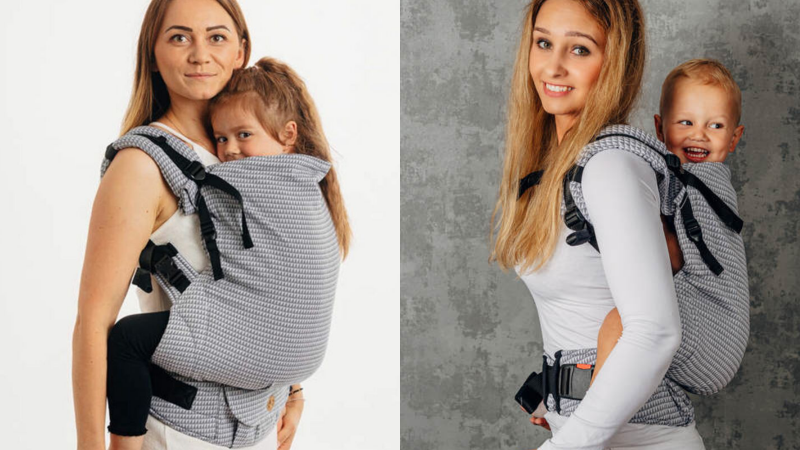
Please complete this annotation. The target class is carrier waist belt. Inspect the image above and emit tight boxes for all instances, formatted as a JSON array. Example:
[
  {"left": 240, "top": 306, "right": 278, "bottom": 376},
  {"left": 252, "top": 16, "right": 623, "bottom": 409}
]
[{"left": 516, "top": 348, "right": 695, "bottom": 427}]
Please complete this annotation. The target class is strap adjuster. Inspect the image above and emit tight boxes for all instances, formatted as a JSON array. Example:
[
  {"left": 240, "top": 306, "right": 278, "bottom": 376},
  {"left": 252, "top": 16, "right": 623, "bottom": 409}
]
[
  {"left": 564, "top": 208, "right": 584, "bottom": 230},
  {"left": 185, "top": 161, "right": 207, "bottom": 182},
  {"left": 664, "top": 153, "right": 682, "bottom": 173},
  {"left": 684, "top": 217, "right": 702, "bottom": 243}
]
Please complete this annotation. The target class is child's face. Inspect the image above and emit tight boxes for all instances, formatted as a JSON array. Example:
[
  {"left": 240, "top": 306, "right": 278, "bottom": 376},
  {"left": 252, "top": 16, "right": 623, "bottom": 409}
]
[
  {"left": 211, "top": 107, "right": 292, "bottom": 162},
  {"left": 655, "top": 78, "right": 744, "bottom": 164}
]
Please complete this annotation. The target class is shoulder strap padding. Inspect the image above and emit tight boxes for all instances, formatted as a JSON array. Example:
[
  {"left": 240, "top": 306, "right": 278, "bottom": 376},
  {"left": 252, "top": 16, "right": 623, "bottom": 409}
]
[
  {"left": 100, "top": 126, "right": 203, "bottom": 215},
  {"left": 568, "top": 124, "right": 677, "bottom": 225}
]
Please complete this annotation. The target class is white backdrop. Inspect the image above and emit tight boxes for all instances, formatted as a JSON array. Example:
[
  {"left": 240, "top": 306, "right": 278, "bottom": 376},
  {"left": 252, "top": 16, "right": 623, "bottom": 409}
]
[{"left": 0, "top": 1, "right": 399, "bottom": 449}]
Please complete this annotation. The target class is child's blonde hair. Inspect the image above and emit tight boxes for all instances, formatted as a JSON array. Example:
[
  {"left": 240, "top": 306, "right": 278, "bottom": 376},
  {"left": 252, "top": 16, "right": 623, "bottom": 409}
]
[
  {"left": 659, "top": 58, "right": 742, "bottom": 124},
  {"left": 209, "top": 57, "right": 352, "bottom": 259}
]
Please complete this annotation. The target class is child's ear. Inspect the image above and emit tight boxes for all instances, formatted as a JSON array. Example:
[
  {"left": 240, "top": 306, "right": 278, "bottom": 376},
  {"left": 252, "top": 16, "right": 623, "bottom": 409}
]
[
  {"left": 729, "top": 124, "right": 745, "bottom": 153},
  {"left": 654, "top": 114, "right": 665, "bottom": 142},
  {"left": 281, "top": 121, "right": 298, "bottom": 152}
]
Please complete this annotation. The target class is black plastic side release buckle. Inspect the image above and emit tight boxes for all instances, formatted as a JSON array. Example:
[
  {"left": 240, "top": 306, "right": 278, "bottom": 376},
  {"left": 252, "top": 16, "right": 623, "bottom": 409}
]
[
  {"left": 559, "top": 364, "right": 594, "bottom": 401},
  {"left": 515, "top": 371, "right": 544, "bottom": 414},
  {"left": 566, "top": 229, "right": 593, "bottom": 246},
  {"left": 185, "top": 160, "right": 207, "bottom": 182}
]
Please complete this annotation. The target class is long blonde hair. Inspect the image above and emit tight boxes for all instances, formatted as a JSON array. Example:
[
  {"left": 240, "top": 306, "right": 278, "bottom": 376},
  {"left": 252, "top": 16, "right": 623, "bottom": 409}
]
[
  {"left": 120, "top": 0, "right": 251, "bottom": 135},
  {"left": 491, "top": 0, "right": 645, "bottom": 272},
  {"left": 209, "top": 57, "right": 352, "bottom": 258}
]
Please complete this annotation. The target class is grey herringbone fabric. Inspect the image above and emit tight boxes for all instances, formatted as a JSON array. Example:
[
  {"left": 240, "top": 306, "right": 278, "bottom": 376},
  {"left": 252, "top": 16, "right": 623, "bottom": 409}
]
[
  {"left": 546, "top": 349, "right": 695, "bottom": 426},
  {"left": 102, "top": 125, "right": 340, "bottom": 447},
  {"left": 570, "top": 125, "right": 750, "bottom": 396}
]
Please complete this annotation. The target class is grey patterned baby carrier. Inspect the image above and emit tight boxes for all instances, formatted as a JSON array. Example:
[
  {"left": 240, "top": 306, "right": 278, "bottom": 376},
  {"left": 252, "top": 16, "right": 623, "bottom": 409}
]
[
  {"left": 515, "top": 125, "right": 749, "bottom": 426},
  {"left": 101, "top": 125, "right": 340, "bottom": 392}
]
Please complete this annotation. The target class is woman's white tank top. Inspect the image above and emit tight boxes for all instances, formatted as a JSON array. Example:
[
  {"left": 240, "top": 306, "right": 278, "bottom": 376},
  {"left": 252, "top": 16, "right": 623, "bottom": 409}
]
[{"left": 136, "top": 122, "right": 220, "bottom": 313}]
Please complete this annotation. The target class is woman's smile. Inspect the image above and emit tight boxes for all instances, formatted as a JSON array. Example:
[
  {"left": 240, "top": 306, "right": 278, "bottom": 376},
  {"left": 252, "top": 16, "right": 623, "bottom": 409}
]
[{"left": 543, "top": 82, "right": 575, "bottom": 96}]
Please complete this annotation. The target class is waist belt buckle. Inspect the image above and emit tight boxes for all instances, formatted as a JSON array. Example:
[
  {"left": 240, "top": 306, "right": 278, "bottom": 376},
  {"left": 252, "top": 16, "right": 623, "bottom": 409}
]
[{"left": 558, "top": 364, "right": 594, "bottom": 401}]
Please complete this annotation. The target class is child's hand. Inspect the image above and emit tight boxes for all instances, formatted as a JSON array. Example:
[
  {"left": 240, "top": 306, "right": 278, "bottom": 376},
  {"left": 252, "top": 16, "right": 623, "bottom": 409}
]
[{"left": 530, "top": 416, "right": 551, "bottom": 430}]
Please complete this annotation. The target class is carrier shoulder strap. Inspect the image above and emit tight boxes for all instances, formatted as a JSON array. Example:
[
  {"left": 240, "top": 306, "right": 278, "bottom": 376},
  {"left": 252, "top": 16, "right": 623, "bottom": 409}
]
[
  {"left": 517, "top": 127, "right": 743, "bottom": 275},
  {"left": 102, "top": 126, "right": 253, "bottom": 282}
]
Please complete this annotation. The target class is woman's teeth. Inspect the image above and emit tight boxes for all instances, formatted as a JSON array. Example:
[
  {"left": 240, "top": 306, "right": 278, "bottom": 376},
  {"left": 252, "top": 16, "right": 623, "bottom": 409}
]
[
  {"left": 545, "top": 83, "right": 573, "bottom": 93},
  {"left": 684, "top": 147, "right": 710, "bottom": 158}
]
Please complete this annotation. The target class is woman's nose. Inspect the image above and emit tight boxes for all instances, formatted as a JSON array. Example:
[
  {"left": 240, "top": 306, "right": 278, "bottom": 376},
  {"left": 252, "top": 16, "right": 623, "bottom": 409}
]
[
  {"left": 544, "top": 51, "right": 567, "bottom": 78},
  {"left": 189, "top": 40, "right": 211, "bottom": 65}
]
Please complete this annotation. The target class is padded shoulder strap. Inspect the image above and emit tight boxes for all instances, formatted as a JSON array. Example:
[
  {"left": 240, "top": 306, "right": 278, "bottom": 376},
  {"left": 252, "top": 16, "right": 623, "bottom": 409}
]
[{"left": 100, "top": 126, "right": 203, "bottom": 215}]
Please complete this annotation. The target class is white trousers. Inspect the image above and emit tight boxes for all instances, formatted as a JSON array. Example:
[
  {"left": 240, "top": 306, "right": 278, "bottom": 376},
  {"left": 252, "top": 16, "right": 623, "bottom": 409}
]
[
  {"left": 545, "top": 412, "right": 705, "bottom": 450},
  {"left": 141, "top": 415, "right": 278, "bottom": 450}
]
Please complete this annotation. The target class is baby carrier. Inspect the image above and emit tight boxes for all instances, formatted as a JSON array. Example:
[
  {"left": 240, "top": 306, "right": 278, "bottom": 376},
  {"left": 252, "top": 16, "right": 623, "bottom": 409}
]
[
  {"left": 515, "top": 125, "right": 749, "bottom": 424},
  {"left": 101, "top": 125, "right": 341, "bottom": 394}
]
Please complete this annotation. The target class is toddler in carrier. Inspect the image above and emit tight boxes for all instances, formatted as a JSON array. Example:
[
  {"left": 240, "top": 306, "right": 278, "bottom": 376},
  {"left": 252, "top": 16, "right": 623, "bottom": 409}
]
[
  {"left": 591, "top": 58, "right": 746, "bottom": 388},
  {"left": 104, "top": 57, "right": 347, "bottom": 440}
]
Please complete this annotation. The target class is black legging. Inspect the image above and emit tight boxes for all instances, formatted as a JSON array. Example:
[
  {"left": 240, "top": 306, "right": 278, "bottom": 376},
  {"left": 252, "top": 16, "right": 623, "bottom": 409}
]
[{"left": 106, "top": 310, "right": 170, "bottom": 436}]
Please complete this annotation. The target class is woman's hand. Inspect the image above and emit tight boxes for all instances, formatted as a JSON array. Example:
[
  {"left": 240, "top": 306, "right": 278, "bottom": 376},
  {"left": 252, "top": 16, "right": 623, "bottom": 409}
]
[{"left": 277, "top": 384, "right": 305, "bottom": 450}]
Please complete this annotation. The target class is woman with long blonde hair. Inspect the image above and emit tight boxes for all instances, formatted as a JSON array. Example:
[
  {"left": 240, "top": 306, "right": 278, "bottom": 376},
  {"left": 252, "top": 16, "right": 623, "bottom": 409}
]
[
  {"left": 72, "top": 1, "right": 325, "bottom": 449},
  {"left": 492, "top": 0, "right": 705, "bottom": 448}
]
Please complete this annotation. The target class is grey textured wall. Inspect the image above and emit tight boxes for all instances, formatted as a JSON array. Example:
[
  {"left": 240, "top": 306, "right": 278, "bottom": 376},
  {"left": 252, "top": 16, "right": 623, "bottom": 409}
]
[{"left": 401, "top": 0, "right": 800, "bottom": 449}]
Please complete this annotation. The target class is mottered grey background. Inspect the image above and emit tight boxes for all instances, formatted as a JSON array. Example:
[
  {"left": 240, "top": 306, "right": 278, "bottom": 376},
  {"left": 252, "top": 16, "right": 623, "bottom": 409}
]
[{"left": 401, "top": 0, "right": 800, "bottom": 448}]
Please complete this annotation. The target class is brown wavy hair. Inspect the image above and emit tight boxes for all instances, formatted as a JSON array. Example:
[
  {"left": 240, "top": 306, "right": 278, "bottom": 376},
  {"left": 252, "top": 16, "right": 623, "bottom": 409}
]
[
  {"left": 491, "top": 0, "right": 646, "bottom": 272},
  {"left": 120, "top": 0, "right": 251, "bottom": 135},
  {"left": 209, "top": 57, "right": 352, "bottom": 258}
]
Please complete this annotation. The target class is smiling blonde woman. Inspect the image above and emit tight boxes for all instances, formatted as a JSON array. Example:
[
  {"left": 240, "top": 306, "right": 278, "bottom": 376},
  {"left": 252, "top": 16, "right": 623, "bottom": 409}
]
[{"left": 492, "top": 0, "right": 706, "bottom": 448}]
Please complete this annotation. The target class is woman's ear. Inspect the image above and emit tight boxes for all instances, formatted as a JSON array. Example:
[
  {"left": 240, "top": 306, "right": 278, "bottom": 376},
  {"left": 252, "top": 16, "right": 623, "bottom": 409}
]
[
  {"left": 236, "top": 39, "right": 247, "bottom": 69},
  {"left": 281, "top": 121, "right": 298, "bottom": 152}
]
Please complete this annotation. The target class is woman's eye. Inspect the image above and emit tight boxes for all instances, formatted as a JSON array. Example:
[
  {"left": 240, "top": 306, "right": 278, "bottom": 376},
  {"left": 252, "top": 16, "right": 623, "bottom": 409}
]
[
  {"left": 572, "top": 46, "right": 590, "bottom": 56},
  {"left": 170, "top": 34, "right": 188, "bottom": 43},
  {"left": 211, "top": 34, "right": 226, "bottom": 43},
  {"left": 535, "top": 39, "right": 550, "bottom": 50},
  {"left": 238, "top": 131, "right": 252, "bottom": 139},
  {"left": 678, "top": 120, "right": 692, "bottom": 126}
]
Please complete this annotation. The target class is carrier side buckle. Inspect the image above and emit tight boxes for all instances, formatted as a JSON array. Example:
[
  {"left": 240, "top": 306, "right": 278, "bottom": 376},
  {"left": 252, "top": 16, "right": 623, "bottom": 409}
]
[{"left": 558, "top": 364, "right": 594, "bottom": 400}]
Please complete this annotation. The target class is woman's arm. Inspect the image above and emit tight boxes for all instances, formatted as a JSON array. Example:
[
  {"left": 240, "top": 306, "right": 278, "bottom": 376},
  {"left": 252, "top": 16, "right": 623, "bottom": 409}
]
[
  {"left": 72, "top": 148, "right": 167, "bottom": 450},
  {"left": 540, "top": 150, "right": 682, "bottom": 450}
]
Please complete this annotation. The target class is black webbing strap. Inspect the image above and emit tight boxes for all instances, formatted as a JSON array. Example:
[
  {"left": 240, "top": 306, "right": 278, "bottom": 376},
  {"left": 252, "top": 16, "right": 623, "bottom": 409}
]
[
  {"left": 518, "top": 170, "right": 544, "bottom": 199},
  {"left": 593, "top": 133, "right": 742, "bottom": 275},
  {"left": 594, "top": 133, "right": 744, "bottom": 234},
  {"left": 680, "top": 171, "right": 743, "bottom": 233},
  {"left": 132, "top": 240, "right": 191, "bottom": 293},
  {"left": 679, "top": 196, "right": 724, "bottom": 275},
  {"left": 150, "top": 363, "right": 198, "bottom": 410},
  {"left": 562, "top": 166, "right": 598, "bottom": 252},
  {"left": 131, "top": 133, "right": 254, "bottom": 280}
]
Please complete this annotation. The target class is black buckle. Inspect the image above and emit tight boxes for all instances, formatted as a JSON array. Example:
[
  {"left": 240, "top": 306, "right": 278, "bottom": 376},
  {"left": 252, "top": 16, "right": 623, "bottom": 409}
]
[
  {"left": 200, "top": 220, "right": 217, "bottom": 241},
  {"left": 566, "top": 229, "right": 593, "bottom": 246},
  {"left": 185, "top": 161, "right": 206, "bottom": 182},
  {"left": 564, "top": 208, "right": 584, "bottom": 230},
  {"left": 664, "top": 153, "right": 682, "bottom": 173},
  {"left": 558, "top": 364, "right": 594, "bottom": 400},
  {"left": 105, "top": 144, "right": 118, "bottom": 161},
  {"left": 684, "top": 217, "right": 702, "bottom": 243}
]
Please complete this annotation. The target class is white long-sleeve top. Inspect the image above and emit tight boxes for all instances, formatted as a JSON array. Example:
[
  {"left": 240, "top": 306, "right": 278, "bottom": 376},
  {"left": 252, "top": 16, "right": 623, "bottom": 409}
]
[{"left": 518, "top": 149, "right": 704, "bottom": 449}]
